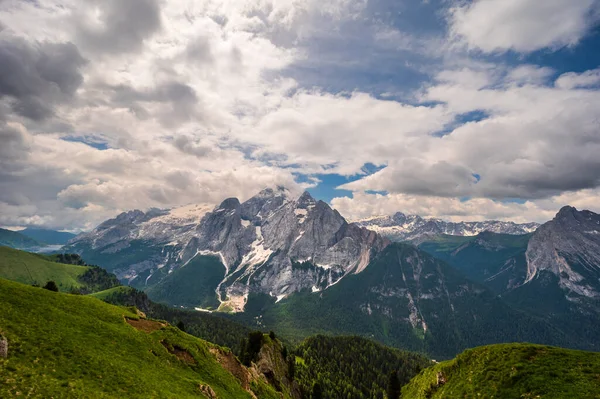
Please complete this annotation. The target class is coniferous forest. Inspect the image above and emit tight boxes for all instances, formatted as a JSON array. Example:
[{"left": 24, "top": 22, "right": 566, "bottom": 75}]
[{"left": 293, "top": 335, "right": 431, "bottom": 399}]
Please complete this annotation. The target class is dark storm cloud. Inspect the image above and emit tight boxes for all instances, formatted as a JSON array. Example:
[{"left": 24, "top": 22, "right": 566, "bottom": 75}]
[
  {"left": 476, "top": 148, "right": 600, "bottom": 200},
  {"left": 75, "top": 0, "right": 162, "bottom": 54},
  {"left": 0, "top": 34, "right": 86, "bottom": 121}
]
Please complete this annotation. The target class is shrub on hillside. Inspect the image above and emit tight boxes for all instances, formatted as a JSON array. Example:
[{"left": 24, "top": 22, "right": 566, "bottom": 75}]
[{"left": 43, "top": 281, "right": 59, "bottom": 292}]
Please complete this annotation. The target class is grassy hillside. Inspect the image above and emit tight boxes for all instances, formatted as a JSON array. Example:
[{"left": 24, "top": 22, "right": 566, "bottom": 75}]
[
  {"left": 0, "top": 278, "right": 281, "bottom": 398},
  {"left": 0, "top": 228, "right": 41, "bottom": 249},
  {"left": 0, "top": 247, "right": 251, "bottom": 357},
  {"left": 89, "top": 285, "right": 134, "bottom": 300},
  {"left": 91, "top": 285, "right": 253, "bottom": 357},
  {"left": 402, "top": 343, "right": 600, "bottom": 399},
  {"left": 0, "top": 247, "right": 120, "bottom": 293},
  {"left": 0, "top": 246, "right": 88, "bottom": 290}
]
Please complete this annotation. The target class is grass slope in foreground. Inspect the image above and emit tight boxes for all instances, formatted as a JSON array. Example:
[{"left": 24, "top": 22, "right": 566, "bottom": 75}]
[
  {"left": 402, "top": 343, "right": 600, "bottom": 399},
  {"left": 0, "top": 278, "right": 279, "bottom": 398}
]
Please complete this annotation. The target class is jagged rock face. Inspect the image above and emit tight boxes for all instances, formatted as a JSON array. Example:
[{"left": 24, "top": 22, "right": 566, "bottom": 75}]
[
  {"left": 356, "top": 212, "right": 539, "bottom": 242},
  {"left": 525, "top": 206, "right": 600, "bottom": 298},
  {"left": 66, "top": 187, "right": 388, "bottom": 312},
  {"left": 71, "top": 204, "right": 213, "bottom": 250},
  {"left": 189, "top": 189, "right": 388, "bottom": 311}
]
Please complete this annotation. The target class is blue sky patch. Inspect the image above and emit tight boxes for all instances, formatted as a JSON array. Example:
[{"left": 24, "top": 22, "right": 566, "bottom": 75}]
[{"left": 61, "top": 136, "right": 109, "bottom": 151}]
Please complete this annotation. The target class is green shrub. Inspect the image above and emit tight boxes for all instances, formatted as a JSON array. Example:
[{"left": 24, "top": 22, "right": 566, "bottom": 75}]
[{"left": 43, "top": 281, "right": 59, "bottom": 292}]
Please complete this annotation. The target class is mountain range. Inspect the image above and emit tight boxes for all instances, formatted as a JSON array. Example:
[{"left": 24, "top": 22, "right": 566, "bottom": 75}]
[
  {"left": 59, "top": 188, "right": 600, "bottom": 359},
  {"left": 0, "top": 227, "right": 42, "bottom": 249},
  {"left": 20, "top": 228, "right": 76, "bottom": 245},
  {"left": 355, "top": 212, "right": 539, "bottom": 243},
  {"left": 0, "top": 227, "right": 75, "bottom": 251},
  {"left": 64, "top": 187, "right": 388, "bottom": 312}
]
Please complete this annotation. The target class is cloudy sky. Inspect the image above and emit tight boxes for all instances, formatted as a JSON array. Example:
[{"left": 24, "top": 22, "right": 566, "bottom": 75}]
[{"left": 1, "top": 0, "right": 600, "bottom": 231}]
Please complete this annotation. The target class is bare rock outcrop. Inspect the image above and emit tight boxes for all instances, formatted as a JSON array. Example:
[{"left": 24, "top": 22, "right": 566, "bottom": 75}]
[{"left": 0, "top": 335, "right": 7, "bottom": 359}]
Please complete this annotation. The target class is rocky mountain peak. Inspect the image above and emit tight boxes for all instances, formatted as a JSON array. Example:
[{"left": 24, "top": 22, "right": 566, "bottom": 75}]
[
  {"left": 257, "top": 186, "right": 291, "bottom": 198},
  {"left": 97, "top": 209, "right": 146, "bottom": 228},
  {"left": 392, "top": 212, "right": 409, "bottom": 224},
  {"left": 296, "top": 191, "right": 316, "bottom": 207},
  {"left": 240, "top": 187, "right": 292, "bottom": 222},
  {"left": 525, "top": 206, "right": 600, "bottom": 298},
  {"left": 217, "top": 197, "right": 241, "bottom": 211},
  {"left": 557, "top": 205, "right": 577, "bottom": 216}
]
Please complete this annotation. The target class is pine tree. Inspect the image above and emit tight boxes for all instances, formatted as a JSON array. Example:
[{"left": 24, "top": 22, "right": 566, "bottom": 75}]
[
  {"left": 312, "top": 382, "right": 323, "bottom": 399},
  {"left": 282, "top": 345, "right": 288, "bottom": 359},
  {"left": 239, "top": 338, "right": 247, "bottom": 361},
  {"left": 288, "top": 355, "right": 296, "bottom": 380},
  {"left": 387, "top": 370, "right": 401, "bottom": 399}
]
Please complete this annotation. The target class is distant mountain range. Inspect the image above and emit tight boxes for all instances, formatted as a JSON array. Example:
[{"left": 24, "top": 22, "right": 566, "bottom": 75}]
[
  {"left": 61, "top": 188, "right": 600, "bottom": 358},
  {"left": 0, "top": 227, "right": 76, "bottom": 250},
  {"left": 0, "top": 227, "right": 42, "bottom": 249},
  {"left": 20, "top": 228, "right": 76, "bottom": 245},
  {"left": 355, "top": 212, "right": 539, "bottom": 243}
]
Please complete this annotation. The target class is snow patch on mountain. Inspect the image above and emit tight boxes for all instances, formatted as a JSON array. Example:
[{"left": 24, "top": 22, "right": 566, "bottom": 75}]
[{"left": 238, "top": 227, "right": 273, "bottom": 268}]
